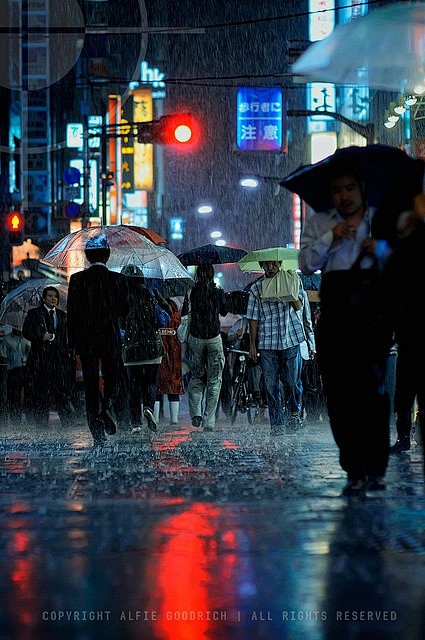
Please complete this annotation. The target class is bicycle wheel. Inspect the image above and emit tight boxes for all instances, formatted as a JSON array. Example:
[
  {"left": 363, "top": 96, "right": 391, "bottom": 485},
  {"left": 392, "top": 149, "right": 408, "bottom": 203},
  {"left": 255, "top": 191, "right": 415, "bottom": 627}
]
[{"left": 230, "top": 379, "right": 242, "bottom": 425}]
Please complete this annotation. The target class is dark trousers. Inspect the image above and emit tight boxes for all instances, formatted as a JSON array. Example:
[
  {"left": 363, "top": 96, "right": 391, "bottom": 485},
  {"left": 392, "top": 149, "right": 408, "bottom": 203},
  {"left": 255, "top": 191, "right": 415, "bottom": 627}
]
[
  {"left": 26, "top": 371, "right": 73, "bottom": 429},
  {"left": 394, "top": 348, "right": 416, "bottom": 440},
  {"left": 395, "top": 343, "right": 425, "bottom": 471},
  {"left": 80, "top": 347, "right": 125, "bottom": 432},
  {"left": 127, "top": 363, "right": 159, "bottom": 425},
  {"left": 7, "top": 367, "right": 25, "bottom": 424},
  {"left": 317, "top": 308, "right": 391, "bottom": 480}
]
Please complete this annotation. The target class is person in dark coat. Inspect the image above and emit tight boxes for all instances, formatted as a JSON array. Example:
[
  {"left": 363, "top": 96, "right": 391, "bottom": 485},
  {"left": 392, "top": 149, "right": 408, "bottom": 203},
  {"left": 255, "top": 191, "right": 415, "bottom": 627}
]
[
  {"left": 120, "top": 265, "right": 172, "bottom": 435},
  {"left": 22, "top": 286, "right": 74, "bottom": 429},
  {"left": 381, "top": 193, "right": 425, "bottom": 473},
  {"left": 67, "top": 234, "right": 129, "bottom": 446}
]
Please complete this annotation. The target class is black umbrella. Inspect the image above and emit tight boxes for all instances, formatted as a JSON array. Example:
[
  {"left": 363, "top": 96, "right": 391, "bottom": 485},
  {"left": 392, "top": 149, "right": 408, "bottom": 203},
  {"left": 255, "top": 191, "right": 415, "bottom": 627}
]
[
  {"left": 178, "top": 243, "right": 247, "bottom": 266},
  {"left": 280, "top": 144, "right": 424, "bottom": 214}
]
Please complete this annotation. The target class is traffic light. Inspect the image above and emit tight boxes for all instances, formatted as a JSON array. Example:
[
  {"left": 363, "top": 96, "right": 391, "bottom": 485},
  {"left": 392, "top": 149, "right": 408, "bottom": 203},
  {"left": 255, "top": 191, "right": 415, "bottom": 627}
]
[
  {"left": 137, "top": 114, "right": 202, "bottom": 152},
  {"left": 101, "top": 171, "right": 114, "bottom": 187},
  {"left": 5, "top": 211, "right": 24, "bottom": 246}
]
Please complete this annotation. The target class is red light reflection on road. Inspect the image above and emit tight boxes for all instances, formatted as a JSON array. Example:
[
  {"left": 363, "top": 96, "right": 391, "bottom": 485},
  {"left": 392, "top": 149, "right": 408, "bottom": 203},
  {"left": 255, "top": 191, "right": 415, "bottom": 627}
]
[
  {"left": 145, "top": 503, "right": 238, "bottom": 639},
  {"left": 222, "top": 439, "right": 237, "bottom": 449},
  {"left": 4, "top": 508, "right": 42, "bottom": 639}
]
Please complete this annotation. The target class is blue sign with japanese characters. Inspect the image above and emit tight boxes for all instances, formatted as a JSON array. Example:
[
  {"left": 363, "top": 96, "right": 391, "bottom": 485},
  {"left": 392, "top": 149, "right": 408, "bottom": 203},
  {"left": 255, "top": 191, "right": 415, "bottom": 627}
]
[{"left": 236, "top": 87, "right": 284, "bottom": 152}]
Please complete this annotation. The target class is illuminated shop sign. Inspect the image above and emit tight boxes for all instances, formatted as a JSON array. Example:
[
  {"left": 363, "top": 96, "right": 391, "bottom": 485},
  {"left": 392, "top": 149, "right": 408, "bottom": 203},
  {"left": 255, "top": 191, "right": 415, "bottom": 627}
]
[
  {"left": 309, "top": 0, "right": 335, "bottom": 42},
  {"left": 236, "top": 87, "right": 284, "bottom": 152}
]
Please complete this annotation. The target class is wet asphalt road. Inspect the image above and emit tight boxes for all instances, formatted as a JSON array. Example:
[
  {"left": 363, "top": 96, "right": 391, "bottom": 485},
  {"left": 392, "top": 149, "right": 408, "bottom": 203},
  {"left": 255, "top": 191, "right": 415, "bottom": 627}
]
[{"left": 0, "top": 402, "right": 424, "bottom": 640}]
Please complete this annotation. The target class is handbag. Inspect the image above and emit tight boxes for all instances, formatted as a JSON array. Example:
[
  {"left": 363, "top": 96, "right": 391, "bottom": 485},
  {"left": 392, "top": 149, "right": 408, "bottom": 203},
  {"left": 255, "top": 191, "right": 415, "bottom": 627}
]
[
  {"left": 122, "top": 336, "right": 163, "bottom": 363},
  {"left": 177, "top": 290, "right": 191, "bottom": 343},
  {"left": 319, "top": 250, "right": 379, "bottom": 314},
  {"left": 177, "top": 314, "right": 191, "bottom": 344},
  {"left": 155, "top": 304, "right": 171, "bottom": 328},
  {"left": 318, "top": 249, "right": 393, "bottom": 354}
]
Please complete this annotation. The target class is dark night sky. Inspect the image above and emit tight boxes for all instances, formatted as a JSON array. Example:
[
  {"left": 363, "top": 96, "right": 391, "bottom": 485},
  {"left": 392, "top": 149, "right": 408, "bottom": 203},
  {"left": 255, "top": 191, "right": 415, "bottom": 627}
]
[{"left": 137, "top": 1, "right": 308, "bottom": 253}]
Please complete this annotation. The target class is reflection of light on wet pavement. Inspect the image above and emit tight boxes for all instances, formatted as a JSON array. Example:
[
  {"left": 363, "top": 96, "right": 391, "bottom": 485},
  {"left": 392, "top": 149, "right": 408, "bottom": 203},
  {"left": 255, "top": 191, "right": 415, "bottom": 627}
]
[
  {"left": 145, "top": 503, "right": 240, "bottom": 638},
  {"left": 4, "top": 509, "right": 42, "bottom": 637},
  {"left": 222, "top": 439, "right": 237, "bottom": 450},
  {"left": 0, "top": 452, "right": 30, "bottom": 473}
]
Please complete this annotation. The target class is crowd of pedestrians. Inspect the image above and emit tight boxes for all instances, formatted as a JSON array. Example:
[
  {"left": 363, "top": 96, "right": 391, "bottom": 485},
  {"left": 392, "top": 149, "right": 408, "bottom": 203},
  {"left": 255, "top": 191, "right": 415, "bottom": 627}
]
[{"left": 0, "top": 183, "right": 424, "bottom": 494}]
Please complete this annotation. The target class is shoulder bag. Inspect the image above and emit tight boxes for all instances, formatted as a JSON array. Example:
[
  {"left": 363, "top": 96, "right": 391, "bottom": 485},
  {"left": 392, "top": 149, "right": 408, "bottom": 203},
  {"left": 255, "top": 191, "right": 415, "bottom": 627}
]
[
  {"left": 177, "top": 290, "right": 191, "bottom": 344},
  {"left": 155, "top": 303, "right": 171, "bottom": 328}
]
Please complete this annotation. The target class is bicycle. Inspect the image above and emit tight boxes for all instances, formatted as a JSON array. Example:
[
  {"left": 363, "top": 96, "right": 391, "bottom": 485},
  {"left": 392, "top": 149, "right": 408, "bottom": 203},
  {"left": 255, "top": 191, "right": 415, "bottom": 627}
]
[{"left": 226, "top": 348, "right": 261, "bottom": 425}]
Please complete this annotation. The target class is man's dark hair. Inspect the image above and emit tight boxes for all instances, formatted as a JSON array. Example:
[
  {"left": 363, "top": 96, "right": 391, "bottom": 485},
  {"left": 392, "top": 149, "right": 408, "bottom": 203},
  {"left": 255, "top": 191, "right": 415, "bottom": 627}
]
[
  {"left": 42, "top": 286, "right": 60, "bottom": 302},
  {"left": 327, "top": 160, "right": 362, "bottom": 185},
  {"left": 85, "top": 247, "right": 111, "bottom": 264}
]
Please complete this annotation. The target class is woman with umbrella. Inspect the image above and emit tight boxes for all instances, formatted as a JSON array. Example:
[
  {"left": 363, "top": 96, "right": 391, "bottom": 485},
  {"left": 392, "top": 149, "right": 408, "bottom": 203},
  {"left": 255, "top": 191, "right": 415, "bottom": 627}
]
[
  {"left": 121, "top": 265, "right": 172, "bottom": 435},
  {"left": 181, "top": 264, "right": 228, "bottom": 432}
]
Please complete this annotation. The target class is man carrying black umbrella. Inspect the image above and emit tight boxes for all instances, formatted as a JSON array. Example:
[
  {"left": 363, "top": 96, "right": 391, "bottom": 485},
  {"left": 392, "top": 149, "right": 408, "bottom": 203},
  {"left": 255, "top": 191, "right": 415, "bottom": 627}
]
[{"left": 299, "top": 162, "right": 392, "bottom": 496}]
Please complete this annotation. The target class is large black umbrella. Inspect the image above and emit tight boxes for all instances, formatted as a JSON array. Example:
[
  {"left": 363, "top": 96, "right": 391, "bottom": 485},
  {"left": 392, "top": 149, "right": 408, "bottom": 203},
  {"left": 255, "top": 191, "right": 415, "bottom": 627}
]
[
  {"left": 280, "top": 144, "right": 424, "bottom": 214},
  {"left": 178, "top": 243, "right": 247, "bottom": 266}
]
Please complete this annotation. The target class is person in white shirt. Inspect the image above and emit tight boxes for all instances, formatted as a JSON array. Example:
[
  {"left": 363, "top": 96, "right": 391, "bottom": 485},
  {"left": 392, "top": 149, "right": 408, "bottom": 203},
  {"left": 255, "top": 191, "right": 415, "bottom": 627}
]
[{"left": 299, "top": 164, "right": 392, "bottom": 495}]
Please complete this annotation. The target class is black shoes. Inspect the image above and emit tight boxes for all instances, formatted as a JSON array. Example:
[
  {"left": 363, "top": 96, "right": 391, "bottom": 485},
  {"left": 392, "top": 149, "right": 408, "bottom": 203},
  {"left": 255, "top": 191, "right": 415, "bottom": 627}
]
[
  {"left": 342, "top": 478, "right": 366, "bottom": 496},
  {"left": 191, "top": 416, "right": 203, "bottom": 428},
  {"left": 93, "top": 433, "right": 107, "bottom": 447},
  {"left": 366, "top": 476, "right": 386, "bottom": 491},
  {"left": 100, "top": 409, "right": 117, "bottom": 435},
  {"left": 89, "top": 416, "right": 107, "bottom": 446},
  {"left": 389, "top": 436, "right": 410, "bottom": 454},
  {"left": 342, "top": 474, "right": 387, "bottom": 495},
  {"left": 144, "top": 407, "right": 157, "bottom": 432}
]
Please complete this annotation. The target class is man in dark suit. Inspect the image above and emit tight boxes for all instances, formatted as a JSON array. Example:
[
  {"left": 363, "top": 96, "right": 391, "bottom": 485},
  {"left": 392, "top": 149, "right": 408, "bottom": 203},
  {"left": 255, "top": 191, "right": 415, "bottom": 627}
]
[
  {"left": 67, "top": 234, "right": 129, "bottom": 446},
  {"left": 22, "top": 286, "right": 74, "bottom": 429}
]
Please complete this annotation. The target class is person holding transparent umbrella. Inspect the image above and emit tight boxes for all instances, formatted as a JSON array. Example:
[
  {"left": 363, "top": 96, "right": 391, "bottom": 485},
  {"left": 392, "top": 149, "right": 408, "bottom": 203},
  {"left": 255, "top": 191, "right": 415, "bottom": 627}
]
[
  {"left": 67, "top": 235, "right": 130, "bottom": 446},
  {"left": 22, "top": 286, "right": 74, "bottom": 430}
]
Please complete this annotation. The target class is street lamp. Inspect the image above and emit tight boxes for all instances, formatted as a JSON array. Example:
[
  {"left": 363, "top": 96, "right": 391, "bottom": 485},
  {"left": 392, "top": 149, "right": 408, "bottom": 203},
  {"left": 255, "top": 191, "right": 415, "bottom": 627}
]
[
  {"left": 197, "top": 204, "right": 213, "bottom": 215},
  {"left": 239, "top": 176, "right": 281, "bottom": 196},
  {"left": 239, "top": 177, "right": 259, "bottom": 189}
]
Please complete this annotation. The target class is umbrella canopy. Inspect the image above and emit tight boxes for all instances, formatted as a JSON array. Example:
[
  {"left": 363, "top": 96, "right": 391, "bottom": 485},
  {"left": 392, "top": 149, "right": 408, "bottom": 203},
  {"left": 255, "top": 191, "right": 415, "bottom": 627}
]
[
  {"left": 292, "top": 2, "right": 425, "bottom": 93},
  {"left": 238, "top": 247, "right": 299, "bottom": 272},
  {"left": 280, "top": 144, "right": 424, "bottom": 214},
  {"left": 40, "top": 225, "right": 193, "bottom": 297},
  {"left": 125, "top": 225, "right": 166, "bottom": 245},
  {"left": 0, "top": 278, "right": 68, "bottom": 331},
  {"left": 178, "top": 243, "right": 247, "bottom": 266},
  {"left": 41, "top": 225, "right": 165, "bottom": 272}
]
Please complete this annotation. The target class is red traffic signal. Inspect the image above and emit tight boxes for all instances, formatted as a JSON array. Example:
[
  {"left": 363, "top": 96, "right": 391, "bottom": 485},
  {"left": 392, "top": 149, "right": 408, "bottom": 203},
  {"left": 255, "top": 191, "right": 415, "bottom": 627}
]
[
  {"left": 5, "top": 211, "right": 24, "bottom": 245},
  {"left": 101, "top": 170, "right": 115, "bottom": 187},
  {"left": 138, "top": 114, "right": 202, "bottom": 152}
]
